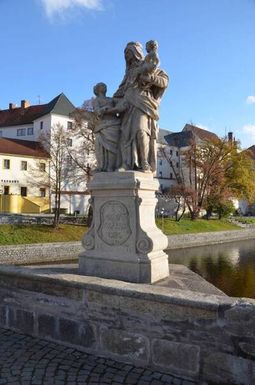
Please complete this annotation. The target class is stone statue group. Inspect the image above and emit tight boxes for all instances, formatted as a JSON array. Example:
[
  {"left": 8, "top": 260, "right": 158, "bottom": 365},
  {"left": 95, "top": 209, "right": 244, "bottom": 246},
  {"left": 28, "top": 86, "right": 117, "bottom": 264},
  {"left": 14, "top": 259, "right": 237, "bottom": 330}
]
[{"left": 92, "top": 40, "right": 169, "bottom": 173}]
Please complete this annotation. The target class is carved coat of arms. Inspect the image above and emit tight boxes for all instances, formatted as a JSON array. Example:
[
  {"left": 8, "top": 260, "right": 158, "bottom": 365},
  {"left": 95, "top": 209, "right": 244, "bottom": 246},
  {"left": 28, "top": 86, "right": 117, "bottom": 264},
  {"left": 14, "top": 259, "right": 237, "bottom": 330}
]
[{"left": 98, "top": 201, "right": 131, "bottom": 246}]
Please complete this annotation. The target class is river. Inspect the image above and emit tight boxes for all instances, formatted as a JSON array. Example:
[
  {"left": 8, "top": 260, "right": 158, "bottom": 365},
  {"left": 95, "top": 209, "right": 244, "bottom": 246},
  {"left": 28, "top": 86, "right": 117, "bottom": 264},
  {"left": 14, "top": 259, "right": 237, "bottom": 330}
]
[{"left": 167, "top": 238, "right": 255, "bottom": 298}]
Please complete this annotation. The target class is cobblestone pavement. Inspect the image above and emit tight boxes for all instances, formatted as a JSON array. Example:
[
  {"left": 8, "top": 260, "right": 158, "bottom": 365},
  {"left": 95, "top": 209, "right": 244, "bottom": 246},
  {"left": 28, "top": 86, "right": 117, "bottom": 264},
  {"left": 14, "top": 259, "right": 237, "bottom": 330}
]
[{"left": 0, "top": 328, "right": 197, "bottom": 385}]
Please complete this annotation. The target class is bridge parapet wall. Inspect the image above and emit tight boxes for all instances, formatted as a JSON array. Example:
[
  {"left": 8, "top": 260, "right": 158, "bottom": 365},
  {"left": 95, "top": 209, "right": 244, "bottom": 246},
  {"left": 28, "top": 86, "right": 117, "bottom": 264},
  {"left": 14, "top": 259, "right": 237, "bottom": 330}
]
[{"left": 0, "top": 265, "right": 254, "bottom": 384}]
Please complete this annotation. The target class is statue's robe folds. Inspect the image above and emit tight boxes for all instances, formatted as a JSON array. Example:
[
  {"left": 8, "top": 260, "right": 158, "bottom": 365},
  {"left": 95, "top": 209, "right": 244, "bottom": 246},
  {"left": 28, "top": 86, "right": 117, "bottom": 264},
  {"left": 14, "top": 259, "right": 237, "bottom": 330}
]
[
  {"left": 92, "top": 97, "right": 120, "bottom": 171},
  {"left": 114, "top": 66, "right": 169, "bottom": 172}
]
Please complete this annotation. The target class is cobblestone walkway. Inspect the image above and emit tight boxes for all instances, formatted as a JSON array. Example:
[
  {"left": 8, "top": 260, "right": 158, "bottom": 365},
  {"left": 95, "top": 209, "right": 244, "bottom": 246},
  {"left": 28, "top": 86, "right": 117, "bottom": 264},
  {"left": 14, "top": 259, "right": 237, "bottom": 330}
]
[{"left": 0, "top": 328, "right": 196, "bottom": 385}]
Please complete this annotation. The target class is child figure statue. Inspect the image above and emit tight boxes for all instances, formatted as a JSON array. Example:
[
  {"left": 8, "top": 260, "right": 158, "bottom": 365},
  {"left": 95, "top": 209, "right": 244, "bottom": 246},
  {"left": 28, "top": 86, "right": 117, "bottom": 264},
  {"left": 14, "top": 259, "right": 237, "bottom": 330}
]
[
  {"left": 135, "top": 40, "right": 160, "bottom": 89},
  {"left": 92, "top": 82, "right": 120, "bottom": 172},
  {"left": 143, "top": 39, "right": 160, "bottom": 74}
]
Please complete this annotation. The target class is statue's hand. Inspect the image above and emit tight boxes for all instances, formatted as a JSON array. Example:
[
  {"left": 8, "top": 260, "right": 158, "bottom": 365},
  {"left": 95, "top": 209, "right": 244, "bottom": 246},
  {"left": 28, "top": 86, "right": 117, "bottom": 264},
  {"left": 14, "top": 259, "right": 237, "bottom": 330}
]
[
  {"left": 96, "top": 106, "right": 108, "bottom": 117},
  {"left": 139, "top": 74, "right": 152, "bottom": 84}
]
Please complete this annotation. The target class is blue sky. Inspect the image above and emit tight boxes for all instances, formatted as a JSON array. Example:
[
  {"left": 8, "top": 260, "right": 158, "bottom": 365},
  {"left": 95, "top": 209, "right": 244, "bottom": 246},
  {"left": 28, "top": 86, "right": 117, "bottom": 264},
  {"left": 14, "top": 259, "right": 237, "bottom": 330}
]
[{"left": 0, "top": 0, "right": 255, "bottom": 148}]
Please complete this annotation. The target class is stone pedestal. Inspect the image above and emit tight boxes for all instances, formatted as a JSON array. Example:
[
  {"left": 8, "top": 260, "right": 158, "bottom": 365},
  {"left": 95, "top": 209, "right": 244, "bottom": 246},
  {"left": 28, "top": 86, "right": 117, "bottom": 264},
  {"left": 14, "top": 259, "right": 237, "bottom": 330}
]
[{"left": 79, "top": 171, "right": 169, "bottom": 283}]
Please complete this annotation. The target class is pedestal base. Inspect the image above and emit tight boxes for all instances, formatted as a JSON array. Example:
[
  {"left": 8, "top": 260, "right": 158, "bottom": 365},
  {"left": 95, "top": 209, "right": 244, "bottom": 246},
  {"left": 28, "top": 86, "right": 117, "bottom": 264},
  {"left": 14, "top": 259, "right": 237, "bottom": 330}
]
[{"left": 79, "top": 171, "right": 169, "bottom": 283}]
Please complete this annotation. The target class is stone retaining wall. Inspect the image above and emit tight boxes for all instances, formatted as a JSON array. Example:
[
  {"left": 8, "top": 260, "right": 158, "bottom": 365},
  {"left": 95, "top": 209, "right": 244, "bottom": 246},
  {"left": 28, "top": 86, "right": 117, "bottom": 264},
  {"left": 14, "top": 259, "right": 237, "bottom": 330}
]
[
  {"left": 0, "top": 213, "right": 87, "bottom": 225},
  {"left": 0, "top": 229, "right": 255, "bottom": 265},
  {"left": 0, "top": 242, "right": 82, "bottom": 265},
  {"left": 0, "top": 265, "right": 254, "bottom": 384},
  {"left": 167, "top": 229, "right": 255, "bottom": 249}
]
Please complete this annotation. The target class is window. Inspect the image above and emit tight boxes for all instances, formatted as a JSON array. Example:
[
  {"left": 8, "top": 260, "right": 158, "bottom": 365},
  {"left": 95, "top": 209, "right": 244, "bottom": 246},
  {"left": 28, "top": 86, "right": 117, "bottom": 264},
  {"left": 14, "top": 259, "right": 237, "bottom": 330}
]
[
  {"left": 40, "top": 121, "right": 44, "bottom": 130},
  {"left": 4, "top": 186, "right": 9, "bottom": 195},
  {"left": 67, "top": 121, "right": 73, "bottom": 130},
  {"left": 159, "top": 159, "right": 162, "bottom": 166},
  {"left": 20, "top": 187, "right": 27, "bottom": 196},
  {"left": 27, "top": 127, "right": 34, "bottom": 135},
  {"left": 0, "top": 131, "right": 2, "bottom": 137},
  {"left": 159, "top": 171, "right": 162, "bottom": 178},
  {"left": 39, "top": 163, "right": 46, "bottom": 172},
  {"left": 66, "top": 138, "right": 73, "bottom": 147},
  {"left": 176, "top": 151, "right": 179, "bottom": 157},
  {"left": 170, "top": 173, "right": 173, "bottom": 179},
  {"left": 176, "top": 162, "right": 179, "bottom": 168},
  {"left": 40, "top": 188, "right": 46, "bottom": 197},
  {"left": 170, "top": 149, "right": 173, "bottom": 155},
  {"left": 3, "top": 159, "right": 10, "bottom": 169},
  {"left": 17, "top": 128, "right": 26, "bottom": 136},
  {"left": 21, "top": 161, "right": 27, "bottom": 171}
]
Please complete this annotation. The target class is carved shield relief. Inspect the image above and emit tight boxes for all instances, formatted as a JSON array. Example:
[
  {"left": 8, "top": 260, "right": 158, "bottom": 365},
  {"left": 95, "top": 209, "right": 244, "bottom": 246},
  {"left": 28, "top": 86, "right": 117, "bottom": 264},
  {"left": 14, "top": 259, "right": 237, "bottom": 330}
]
[{"left": 98, "top": 201, "right": 131, "bottom": 246}]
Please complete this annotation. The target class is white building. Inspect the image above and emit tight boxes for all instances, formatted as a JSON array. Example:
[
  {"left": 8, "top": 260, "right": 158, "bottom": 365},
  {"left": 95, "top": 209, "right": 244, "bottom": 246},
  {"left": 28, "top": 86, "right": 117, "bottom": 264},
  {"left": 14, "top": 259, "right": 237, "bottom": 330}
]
[
  {"left": 156, "top": 128, "right": 181, "bottom": 192},
  {"left": 0, "top": 94, "right": 90, "bottom": 214},
  {"left": 155, "top": 124, "right": 220, "bottom": 216}
]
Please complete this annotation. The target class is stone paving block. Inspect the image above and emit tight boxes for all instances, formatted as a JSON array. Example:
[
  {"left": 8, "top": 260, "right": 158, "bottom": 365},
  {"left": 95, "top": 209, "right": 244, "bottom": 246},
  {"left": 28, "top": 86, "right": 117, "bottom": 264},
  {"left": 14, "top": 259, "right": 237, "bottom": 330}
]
[
  {"left": 203, "top": 352, "right": 255, "bottom": 385},
  {"left": 9, "top": 308, "right": 35, "bottom": 334},
  {"left": 100, "top": 326, "right": 149, "bottom": 365},
  {"left": 152, "top": 339, "right": 200, "bottom": 379},
  {"left": 58, "top": 317, "right": 96, "bottom": 348},
  {"left": 0, "top": 306, "right": 6, "bottom": 326},
  {"left": 0, "top": 327, "right": 198, "bottom": 385},
  {"left": 38, "top": 314, "right": 57, "bottom": 339}
]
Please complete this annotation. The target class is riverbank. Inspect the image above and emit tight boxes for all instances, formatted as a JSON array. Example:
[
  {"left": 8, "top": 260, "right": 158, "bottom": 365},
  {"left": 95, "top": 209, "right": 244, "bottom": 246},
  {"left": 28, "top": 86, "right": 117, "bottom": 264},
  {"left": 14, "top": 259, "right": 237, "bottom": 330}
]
[
  {"left": 0, "top": 228, "right": 255, "bottom": 265},
  {"left": 156, "top": 218, "right": 240, "bottom": 234},
  {"left": 167, "top": 228, "right": 255, "bottom": 249}
]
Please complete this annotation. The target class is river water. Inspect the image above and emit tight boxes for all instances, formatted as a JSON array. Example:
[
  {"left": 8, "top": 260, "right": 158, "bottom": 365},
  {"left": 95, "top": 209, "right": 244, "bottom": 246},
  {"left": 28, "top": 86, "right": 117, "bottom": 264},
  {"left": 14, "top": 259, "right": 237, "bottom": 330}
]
[{"left": 166, "top": 239, "right": 255, "bottom": 298}]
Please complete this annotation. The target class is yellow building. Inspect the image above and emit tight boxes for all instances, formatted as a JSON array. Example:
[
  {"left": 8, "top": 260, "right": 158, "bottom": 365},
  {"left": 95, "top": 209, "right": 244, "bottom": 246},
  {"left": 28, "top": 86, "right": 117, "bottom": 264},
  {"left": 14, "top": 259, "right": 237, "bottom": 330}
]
[{"left": 0, "top": 137, "right": 50, "bottom": 214}]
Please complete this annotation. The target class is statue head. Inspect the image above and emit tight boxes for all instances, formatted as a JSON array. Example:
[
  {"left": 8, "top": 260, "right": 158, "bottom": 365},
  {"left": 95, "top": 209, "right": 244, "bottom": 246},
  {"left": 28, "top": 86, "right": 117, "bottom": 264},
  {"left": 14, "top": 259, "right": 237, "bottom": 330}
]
[
  {"left": 124, "top": 42, "right": 144, "bottom": 66},
  {"left": 93, "top": 82, "right": 107, "bottom": 97},
  {"left": 146, "top": 40, "right": 158, "bottom": 53}
]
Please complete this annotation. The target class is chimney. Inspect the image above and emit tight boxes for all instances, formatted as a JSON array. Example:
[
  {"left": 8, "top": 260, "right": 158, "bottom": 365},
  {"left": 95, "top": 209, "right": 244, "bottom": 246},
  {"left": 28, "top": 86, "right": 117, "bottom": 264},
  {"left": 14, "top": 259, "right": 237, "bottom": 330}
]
[
  {"left": 9, "top": 103, "right": 17, "bottom": 110},
  {"left": 228, "top": 132, "right": 233, "bottom": 143},
  {"left": 21, "top": 100, "right": 30, "bottom": 109}
]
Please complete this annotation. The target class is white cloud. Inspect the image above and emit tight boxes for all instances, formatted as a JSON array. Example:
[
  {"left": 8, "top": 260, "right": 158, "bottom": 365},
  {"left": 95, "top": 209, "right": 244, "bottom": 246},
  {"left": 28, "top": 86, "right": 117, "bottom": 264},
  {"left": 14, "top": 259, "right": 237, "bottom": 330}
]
[
  {"left": 246, "top": 96, "right": 255, "bottom": 104},
  {"left": 40, "top": 0, "right": 102, "bottom": 17},
  {"left": 241, "top": 124, "right": 255, "bottom": 147}
]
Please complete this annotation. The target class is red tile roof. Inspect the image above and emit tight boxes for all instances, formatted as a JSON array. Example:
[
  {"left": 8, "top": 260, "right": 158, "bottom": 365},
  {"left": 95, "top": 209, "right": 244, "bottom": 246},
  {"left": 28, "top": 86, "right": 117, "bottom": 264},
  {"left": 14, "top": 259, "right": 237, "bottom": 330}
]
[
  {"left": 0, "top": 93, "right": 75, "bottom": 128},
  {"left": 0, "top": 104, "right": 50, "bottom": 128},
  {"left": 0, "top": 138, "right": 50, "bottom": 158}
]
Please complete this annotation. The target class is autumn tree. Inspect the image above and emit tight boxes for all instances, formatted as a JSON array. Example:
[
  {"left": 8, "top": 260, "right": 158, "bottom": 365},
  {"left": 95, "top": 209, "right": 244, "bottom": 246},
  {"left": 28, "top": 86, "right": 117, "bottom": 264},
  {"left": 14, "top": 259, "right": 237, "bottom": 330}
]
[
  {"left": 67, "top": 103, "right": 96, "bottom": 182},
  {"left": 35, "top": 123, "right": 90, "bottom": 228},
  {"left": 159, "top": 136, "right": 255, "bottom": 220}
]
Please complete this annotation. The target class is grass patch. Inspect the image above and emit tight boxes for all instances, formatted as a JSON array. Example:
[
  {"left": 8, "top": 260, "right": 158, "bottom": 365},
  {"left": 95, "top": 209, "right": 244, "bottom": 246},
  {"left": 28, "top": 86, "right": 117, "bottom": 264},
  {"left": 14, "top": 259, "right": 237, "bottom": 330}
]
[
  {"left": 0, "top": 224, "right": 87, "bottom": 245},
  {"left": 0, "top": 219, "right": 242, "bottom": 245},
  {"left": 234, "top": 217, "right": 255, "bottom": 225},
  {"left": 156, "top": 218, "right": 241, "bottom": 235}
]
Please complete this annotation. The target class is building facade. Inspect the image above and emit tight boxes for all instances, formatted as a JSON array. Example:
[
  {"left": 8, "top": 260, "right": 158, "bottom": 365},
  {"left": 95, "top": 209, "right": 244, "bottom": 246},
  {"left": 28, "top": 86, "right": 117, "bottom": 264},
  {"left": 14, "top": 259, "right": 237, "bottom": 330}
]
[
  {"left": 0, "top": 94, "right": 91, "bottom": 215},
  {"left": 0, "top": 138, "right": 50, "bottom": 214}
]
